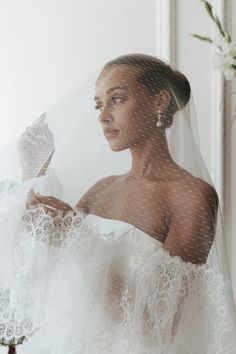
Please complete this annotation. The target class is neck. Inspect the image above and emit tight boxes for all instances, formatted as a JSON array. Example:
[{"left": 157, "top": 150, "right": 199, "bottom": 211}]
[{"left": 128, "top": 128, "right": 177, "bottom": 179}]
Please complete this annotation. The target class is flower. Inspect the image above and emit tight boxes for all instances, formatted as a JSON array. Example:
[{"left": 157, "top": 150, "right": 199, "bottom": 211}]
[
  {"left": 213, "top": 52, "right": 228, "bottom": 70},
  {"left": 191, "top": 1, "right": 236, "bottom": 82},
  {"left": 224, "top": 68, "right": 236, "bottom": 81}
]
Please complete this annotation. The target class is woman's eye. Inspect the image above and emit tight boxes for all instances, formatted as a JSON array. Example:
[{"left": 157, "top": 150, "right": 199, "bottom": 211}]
[
  {"left": 111, "top": 96, "right": 124, "bottom": 104},
  {"left": 94, "top": 105, "right": 102, "bottom": 111},
  {"left": 94, "top": 96, "right": 125, "bottom": 111}
]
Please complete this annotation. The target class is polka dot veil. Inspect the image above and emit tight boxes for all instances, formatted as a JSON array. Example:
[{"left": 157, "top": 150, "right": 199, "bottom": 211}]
[{"left": 0, "top": 53, "right": 236, "bottom": 353}]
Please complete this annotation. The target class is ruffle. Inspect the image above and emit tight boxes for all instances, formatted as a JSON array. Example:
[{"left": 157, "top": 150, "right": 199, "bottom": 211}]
[{"left": 1, "top": 205, "right": 236, "bottom": 353}]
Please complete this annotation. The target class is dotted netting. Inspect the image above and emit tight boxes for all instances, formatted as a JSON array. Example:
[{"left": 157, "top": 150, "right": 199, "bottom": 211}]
[{"left": 0, "top": 53, "right": 235, "bottom": 353}]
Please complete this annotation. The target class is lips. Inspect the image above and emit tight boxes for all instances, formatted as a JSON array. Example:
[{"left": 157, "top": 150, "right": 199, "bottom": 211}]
[
  {"left": 104, "top": 129, "right": 120, "bottom": 139},
  {"left": 104, "top": 128, "right": 119, "bottom": 133}
]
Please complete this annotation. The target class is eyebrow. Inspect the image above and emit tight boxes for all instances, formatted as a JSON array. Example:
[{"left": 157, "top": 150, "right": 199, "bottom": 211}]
[{"left": 94, "top": 86, "right": 129, "bottom": 101}]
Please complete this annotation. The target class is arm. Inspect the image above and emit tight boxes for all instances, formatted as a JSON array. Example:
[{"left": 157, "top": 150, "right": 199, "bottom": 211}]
[
  {"left": 137, "top": 182, "right": 222, "bottom": 345},
  {"left": 23, "top": 174, "right": 114, "bottom": 246},
  {"left": 75, "top": 175, "right": 116, "bottom": 213},
  {"left": 154, "top": 180, "right": 219, "bottom": 342},
  {"left": 164, "top": 180, "right": 219, "bottom": 264}
]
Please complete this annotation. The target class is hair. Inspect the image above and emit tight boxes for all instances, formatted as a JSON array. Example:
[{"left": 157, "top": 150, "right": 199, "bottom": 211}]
[{"left": 103, "top": 53, "right": 191, "bottom": 128}]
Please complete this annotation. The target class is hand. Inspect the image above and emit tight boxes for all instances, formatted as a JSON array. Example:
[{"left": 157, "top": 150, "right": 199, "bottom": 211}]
[
  {"left": 26, "top": 188, "right": 74, "bottom": 216},
  {"left": 18, "top": 113, "right": 55, "bottom": 181}
]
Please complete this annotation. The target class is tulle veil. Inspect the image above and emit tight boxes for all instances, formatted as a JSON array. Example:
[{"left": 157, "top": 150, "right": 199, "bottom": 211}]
[{"left": 0, "top": 53, "right": 236, "bottom": 353}]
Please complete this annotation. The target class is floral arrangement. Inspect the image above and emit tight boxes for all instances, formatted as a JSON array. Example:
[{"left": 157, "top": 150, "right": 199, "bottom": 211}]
[
  {"left": 0, "top": 336, "right": 26, "bottom": 354},
  {"left": 191, "top": 0, "right": 236, "bottom": 81},
  {"left": 0, "top": 288, "right": 27, "bottom": 353}
]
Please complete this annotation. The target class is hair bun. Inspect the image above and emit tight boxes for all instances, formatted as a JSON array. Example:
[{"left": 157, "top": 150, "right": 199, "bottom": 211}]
[
  {"left": 170, "top": 70, "right": 191, "bottom": 112},
  {"left": 104, "top": 53, "right": 191, "bottom": 128}
]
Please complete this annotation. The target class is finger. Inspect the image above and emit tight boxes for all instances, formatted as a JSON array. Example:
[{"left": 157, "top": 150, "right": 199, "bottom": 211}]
[
  {"left": 26, "top": 189, "right": 42, "bottom": 208},
  {"left": 35, "top": 196, "right": 72, "bottom": 210},
  {"left": 42, "top": 205, "right": 60, "bottom": 215},
  {"left": 30, "top": 113, "right": 47, "bottom": 128},
  {"left": 33, "top": 195, "right": 61, "bottom": 209},
  {"left": 35, "top": 194, "right": 60, "bottom": 203},
  {"left": 27, "top": 188, "right": 35, "bottom": 198},
  {"left": 25, "top": 197, "right": 41, "bottom": 209}
]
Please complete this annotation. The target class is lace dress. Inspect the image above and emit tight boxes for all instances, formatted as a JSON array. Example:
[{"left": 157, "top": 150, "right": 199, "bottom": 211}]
[{"left": 0, "top": 202, "right": 234, "bottom": 354}]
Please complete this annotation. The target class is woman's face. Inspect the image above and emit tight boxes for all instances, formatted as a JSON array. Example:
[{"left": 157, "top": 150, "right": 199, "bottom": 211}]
[{"left": 94, "top": 65, "right": 158, "bottom": 151}]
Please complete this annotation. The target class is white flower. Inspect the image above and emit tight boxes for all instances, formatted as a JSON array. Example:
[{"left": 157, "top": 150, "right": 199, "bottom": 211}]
[
  {"left": 213, "top": 51, "right": 228, "bottom": 70},
  {"left": 221, "top": 42, "right": 236, "bottom": 57},
  {"left": 224, "top": 67, "right": 236, "bottom": 81},
  {"left": 213, "top": 34, "right": 236, "bottom": 68},
  {"left": 214, "top": 32, "right": 226, "bottom": 48},
  {"left": 226, "top": 55, "right": 236, "bottom": 66}
]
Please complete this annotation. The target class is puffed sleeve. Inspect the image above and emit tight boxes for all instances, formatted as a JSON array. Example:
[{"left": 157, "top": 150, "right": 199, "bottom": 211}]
[{"left": 127, "top": 245, "right": 236, "bottom": 353}]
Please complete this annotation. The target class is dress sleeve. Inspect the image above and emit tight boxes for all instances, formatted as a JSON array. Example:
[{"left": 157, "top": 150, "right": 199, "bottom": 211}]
[
  {"left": 0, "top": 169, "right": 64, "bottom": 346},
  {"left": 0, "top": 204, "right": 115, "bottom": 348},
  {"left": 130, "top": 245, "right": 236, "bottom": 353},
  {"left": 20, "top": 205, "right": 113, "bottom": 263}
]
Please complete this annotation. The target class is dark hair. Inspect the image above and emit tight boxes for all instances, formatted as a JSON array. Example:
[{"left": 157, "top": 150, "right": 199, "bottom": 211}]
[{"left": 104, "top": 53, "right": 191, "bottom": 128}]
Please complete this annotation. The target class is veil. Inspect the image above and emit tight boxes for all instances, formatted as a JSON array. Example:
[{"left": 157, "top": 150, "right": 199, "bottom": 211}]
[{"left": 0, "top": 53, "right": 236, "bottom": 353}]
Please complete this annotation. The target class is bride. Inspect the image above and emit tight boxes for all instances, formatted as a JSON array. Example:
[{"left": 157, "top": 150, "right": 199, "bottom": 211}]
[
  {"left": 1, "top": 53, "right": 236, "bottom": 353},
  {"left": 28, "top": 54, "right": 217, "bottom": 263}
]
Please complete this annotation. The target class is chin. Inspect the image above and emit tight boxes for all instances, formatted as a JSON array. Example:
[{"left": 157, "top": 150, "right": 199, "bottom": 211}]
[{"left": 108, "top": 141, "right": 129, "bottom": 152}]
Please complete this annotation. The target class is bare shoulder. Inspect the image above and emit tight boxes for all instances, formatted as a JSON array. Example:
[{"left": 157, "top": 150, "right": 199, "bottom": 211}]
[
  {"left": 164, "top": 171, "right": 219, "bottom": 214},
  {"left": 75, "top": 175, "right": 117, "bottom": 212},
  {"left": 163, "top": 171, "right": 219, "bottom": 263}
]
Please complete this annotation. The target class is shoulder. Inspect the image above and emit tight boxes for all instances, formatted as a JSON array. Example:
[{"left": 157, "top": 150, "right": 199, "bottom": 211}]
[
  {"left": 75, "top": 175, "right": 117, "bottom": 212},
  {"left": 164, "top": 172, "right": 219, "bottom": 216},
  {"left": 163, "top": 173, "right": 219, "bottom": 264}
]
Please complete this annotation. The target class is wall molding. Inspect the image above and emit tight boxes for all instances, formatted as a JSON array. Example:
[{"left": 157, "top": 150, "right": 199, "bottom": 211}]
[
  {"left": 156, "top": 0, "right": 176, "bottom": 65},
  {"left": 212, "top": 0, "right": 231, "bottom": 224},
  {"left": 157, "top": 0, "right": 232, "bottom": 224}
]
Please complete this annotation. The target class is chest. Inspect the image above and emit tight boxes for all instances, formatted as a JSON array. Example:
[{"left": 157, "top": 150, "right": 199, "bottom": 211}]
[{"left": 88, "top": 177, "right": 171, "bottom": 243}]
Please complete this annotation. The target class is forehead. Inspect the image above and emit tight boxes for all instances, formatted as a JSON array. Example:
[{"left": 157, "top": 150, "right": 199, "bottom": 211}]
[{"left": 95, "top": 65, "right": 142, "bottom": 96}]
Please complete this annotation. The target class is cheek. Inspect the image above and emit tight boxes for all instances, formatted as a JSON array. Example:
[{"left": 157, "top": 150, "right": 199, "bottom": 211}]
[
  {"left": 114, "top": 103, "right": 155, "bottom": 144},
  {"left": 127, "top": 100, "right": 155, "bottom": 133}
]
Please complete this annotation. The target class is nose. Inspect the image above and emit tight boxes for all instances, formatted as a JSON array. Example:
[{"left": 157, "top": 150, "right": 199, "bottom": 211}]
[{"left": 98, "top": 106, "right": 113, "bottom": 123}]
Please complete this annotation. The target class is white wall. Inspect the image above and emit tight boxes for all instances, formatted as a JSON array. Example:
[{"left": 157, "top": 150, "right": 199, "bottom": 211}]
[
  {"left": 176, "top": 0, "right": 214, "bottom": 175},
  {"left": 0, "top": 0, "right": 218, "bottom": 176},
  {"left": 0, "top": 0, "right": 235, "bottom": 310},
  {"left": 229, "top": 0, "right": 236, "bottom": 296},
  {"left": 175, "top": 0, "right": 236, "bottom": 298},
  {"left": 0, "top": 4, "right": 156, "bottom": 351},
  {"left": 0, "top": 0, "right": 157, "bottom": 148}
]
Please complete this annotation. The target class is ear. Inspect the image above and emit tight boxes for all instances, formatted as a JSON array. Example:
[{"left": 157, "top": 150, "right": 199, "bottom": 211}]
[{"left": 154, "top": 90, "right": 171, "bottom": 113}]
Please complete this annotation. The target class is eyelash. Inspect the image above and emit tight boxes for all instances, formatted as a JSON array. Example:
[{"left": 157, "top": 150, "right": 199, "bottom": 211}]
[{"left": 94, "top": 96, "right": 125, "bottom": 111}]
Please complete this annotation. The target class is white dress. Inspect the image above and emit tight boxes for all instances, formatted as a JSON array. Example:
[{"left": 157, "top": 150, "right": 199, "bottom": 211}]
[
  {"left": 13, "top": 207, "right": 236, "bottom": 354},
  {"left": 1, "top": 172, "right": 236, "bottom": 353}
]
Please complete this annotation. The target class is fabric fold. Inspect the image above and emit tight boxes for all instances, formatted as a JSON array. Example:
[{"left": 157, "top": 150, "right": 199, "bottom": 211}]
[{"left": 6, "top": 205, "right": 236, "bottom": 353}]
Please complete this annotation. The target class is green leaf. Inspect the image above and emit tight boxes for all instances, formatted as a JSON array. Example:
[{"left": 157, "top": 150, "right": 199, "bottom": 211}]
[
  {"left": 190, "top": 34, "right": 213, "bottom": 43},
  {"left": 200, "top": 0, "right": 215, "bottom": 21},
  {"left": 214, "top": 14, "right": 225, "bottom": 37},
  {"left": 225, "top": 30, "right": 232, "bottom": 43},
  {"left": 200, "top": 1, "right": 230, "bottom": 40}
]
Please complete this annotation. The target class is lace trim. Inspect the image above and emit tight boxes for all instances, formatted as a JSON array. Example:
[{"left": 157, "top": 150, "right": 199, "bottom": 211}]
[
  {"left": 21, "top": 205, "right": 86, "bottom": 247},
  {"left": 0, "top": 286, "right": 42, "bottom": 343},
  {"left": 1, "top": 204, "right": 235, "bottom": 352}
]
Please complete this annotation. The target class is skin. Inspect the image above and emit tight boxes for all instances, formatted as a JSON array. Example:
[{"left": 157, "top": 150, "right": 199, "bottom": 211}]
[
  {"left": 93, "top": 65, "right": 180, "bottom": 177},
  {"left": 27, "top": 64, "right": 218, "bottom": 264},
  {"left": 26, "top": 65, "right": 177, "bottom": 212},
  {"left": 24, "top": 64, "right": 220, "bottom": 337},
  {"left": 76, "top": 64, "right": 218, "bottom": 264}
]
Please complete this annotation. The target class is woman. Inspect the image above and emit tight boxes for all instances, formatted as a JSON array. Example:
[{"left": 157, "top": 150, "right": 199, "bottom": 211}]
[
  {"left": 1, "top": 54, "right": 236, "bottom": 353},
  {"left": 28, "top": 54, "right": 217, "bottom": 264}
]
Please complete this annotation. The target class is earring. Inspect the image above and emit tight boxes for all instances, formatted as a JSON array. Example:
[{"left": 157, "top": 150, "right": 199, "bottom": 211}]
[{"left": 156, "top": 110, "right": 162, "bottom": 127}]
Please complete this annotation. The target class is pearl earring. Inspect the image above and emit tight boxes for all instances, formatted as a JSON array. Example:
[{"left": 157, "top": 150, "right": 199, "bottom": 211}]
[{"left": 156, "top": 110, "right": 162, "bottom": 127}]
